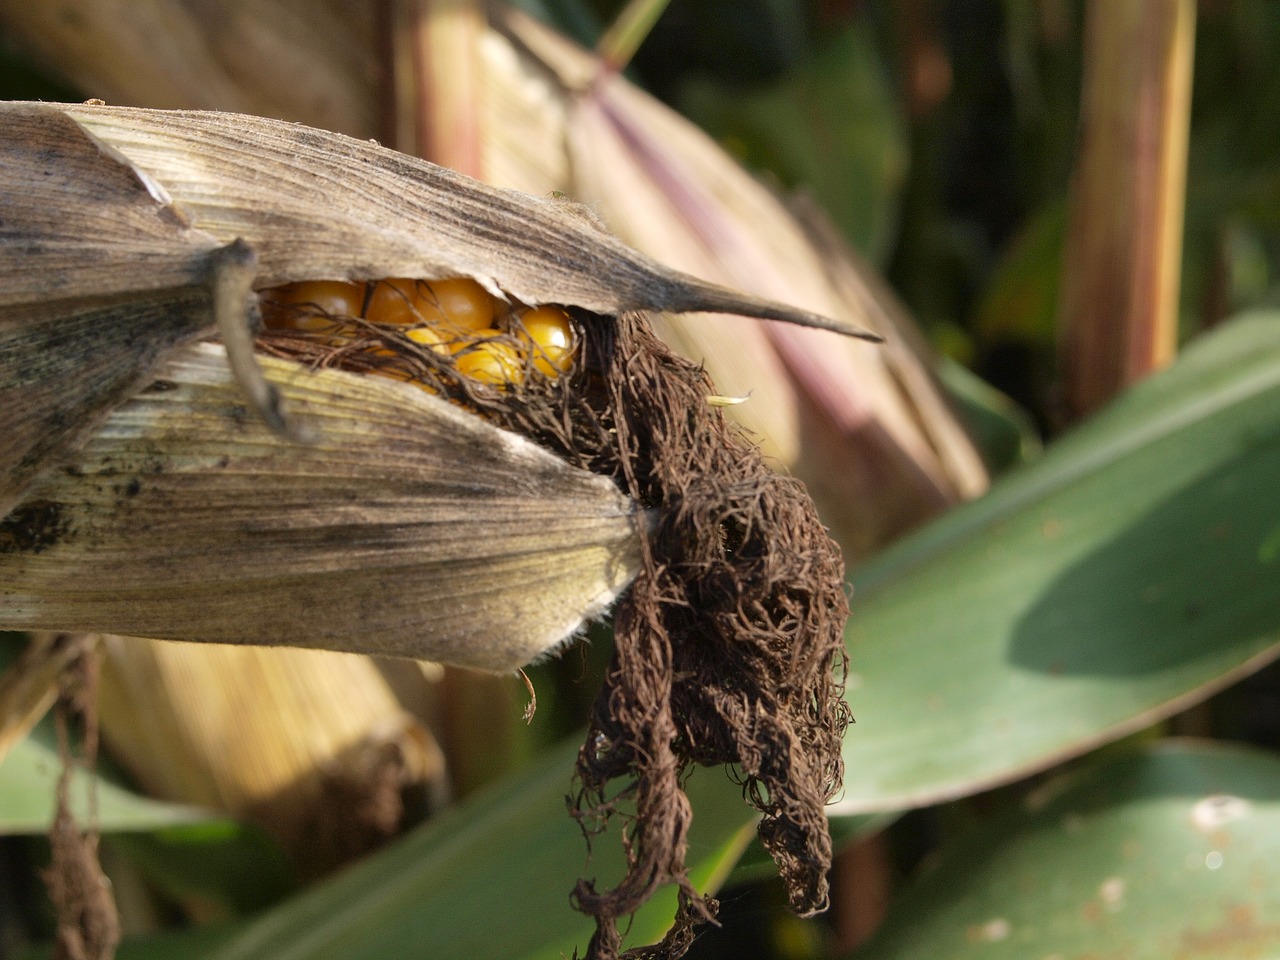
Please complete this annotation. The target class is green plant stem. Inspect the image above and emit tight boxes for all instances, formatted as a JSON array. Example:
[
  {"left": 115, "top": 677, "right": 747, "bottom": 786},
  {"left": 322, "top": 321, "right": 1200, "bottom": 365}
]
[{"left": 596, "top": 0, "right": 672, "bottom": 73}]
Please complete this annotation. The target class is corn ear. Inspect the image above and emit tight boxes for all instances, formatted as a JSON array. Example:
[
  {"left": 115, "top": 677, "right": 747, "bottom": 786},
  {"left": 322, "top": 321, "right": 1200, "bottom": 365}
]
[
  {"left": 0, "top": 344, "right": 643, "bottom": 672},
  {"left": 1, "top": 101, "right": 873, "bottom": 517}
]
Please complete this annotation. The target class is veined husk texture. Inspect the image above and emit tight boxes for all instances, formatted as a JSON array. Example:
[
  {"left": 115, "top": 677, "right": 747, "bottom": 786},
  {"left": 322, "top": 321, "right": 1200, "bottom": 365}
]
[{"left": 0, "top": 343, "right": 641, "bottom": 672}]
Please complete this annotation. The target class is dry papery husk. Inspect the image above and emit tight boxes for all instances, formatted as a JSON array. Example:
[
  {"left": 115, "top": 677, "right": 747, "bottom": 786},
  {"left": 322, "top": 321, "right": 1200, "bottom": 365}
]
[
  {"left": 0, "top": 0, "right": 383, "bottom": 138},
  {"left": 0, "top": 632, "right": 96, "bottom": 765},
  {"left": 95, "top": 637, "right": 448, "bottom": 877},
  {"left": 0, "top": 344, "right": 644, "bottom": 670},
  {"left": 1, "top": 103, "right": 858, "bottom": 958}
]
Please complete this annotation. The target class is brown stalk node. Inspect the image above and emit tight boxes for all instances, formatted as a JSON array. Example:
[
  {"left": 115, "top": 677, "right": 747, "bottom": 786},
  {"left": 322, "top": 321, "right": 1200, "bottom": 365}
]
[{"left": 259, "top": 301, "right": 850, "bottom": 960}]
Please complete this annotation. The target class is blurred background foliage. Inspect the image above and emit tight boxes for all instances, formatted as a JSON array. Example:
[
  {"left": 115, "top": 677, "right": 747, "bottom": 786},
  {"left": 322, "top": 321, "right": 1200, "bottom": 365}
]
[{"left": 2, "top": 1, "right": 1280, "bottom": 958}]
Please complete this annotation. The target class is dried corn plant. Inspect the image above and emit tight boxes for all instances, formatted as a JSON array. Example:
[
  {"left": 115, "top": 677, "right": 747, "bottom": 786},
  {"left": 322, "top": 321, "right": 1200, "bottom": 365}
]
[
  {"left": 1, "top": 2, "right": 987, "bottom": 956},
  {"left": 0, "top": 101, "right": 874, "bottom": 959}
]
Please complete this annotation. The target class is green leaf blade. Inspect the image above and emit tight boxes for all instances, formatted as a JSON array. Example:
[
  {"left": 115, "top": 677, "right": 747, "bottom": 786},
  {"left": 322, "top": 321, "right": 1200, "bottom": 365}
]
[
  {"left": 177, "top": 738, "right": 757, "bottom": 960},
  {"left": 0, "top": 734, "right": 219, "bottom": 835},
  {"left": 852, "top": 740, "right": 1280, "bottom": 960},
  {"left": 838, "top": 313, "right": 1280, "bottom": 812}
]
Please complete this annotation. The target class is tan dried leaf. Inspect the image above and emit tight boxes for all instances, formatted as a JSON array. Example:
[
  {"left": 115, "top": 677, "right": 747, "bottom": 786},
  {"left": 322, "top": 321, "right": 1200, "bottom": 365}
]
[{"left": 0, "top": 344, "right": 642, "bottom": 671}]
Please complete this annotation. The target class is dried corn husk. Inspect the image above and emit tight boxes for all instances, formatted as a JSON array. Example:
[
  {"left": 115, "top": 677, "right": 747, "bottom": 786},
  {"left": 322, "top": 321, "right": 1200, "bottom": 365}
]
[
  {"left": 0, "top": 0, "right": 381, "bottom": 137},
  {"left": 0, "top": 343, "right": 642, "bottom": 671},
  {"left": 96, "top": 637, "right": 447, "bottom": 873},
  {"left": 0, "top": 633, "right": 94, "bottom": 764},
  {"left": 3, "top": 102, "right": 875, "bottom": 325}
]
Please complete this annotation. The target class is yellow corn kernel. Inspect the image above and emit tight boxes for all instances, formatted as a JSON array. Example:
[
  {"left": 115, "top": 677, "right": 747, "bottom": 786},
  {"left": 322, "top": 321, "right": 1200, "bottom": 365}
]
[
  {"left": 455, "top": 341, "right": 525, "bottom": 386},
  {"left": 514, "top": 305, "right": 577, "bottom": 376},
  {"left": 404, "top": 325, "right": 448, "bottom": 349},
  {"left": 443, "top": 325, "right": 503, "bottom": 355}
]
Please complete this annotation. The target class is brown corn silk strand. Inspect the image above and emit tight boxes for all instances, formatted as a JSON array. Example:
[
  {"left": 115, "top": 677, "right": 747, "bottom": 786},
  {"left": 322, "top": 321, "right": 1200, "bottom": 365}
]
[
  {"left": 43, "top": 640, "right": 121, "bottom": 960},
  {"left": 258, "top": 303, "right": 850, "bottom": 960}
]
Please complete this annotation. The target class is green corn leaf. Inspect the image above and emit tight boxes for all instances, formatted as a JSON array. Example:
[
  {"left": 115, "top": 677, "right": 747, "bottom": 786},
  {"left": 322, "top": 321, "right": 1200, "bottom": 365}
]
[
  {"left": 0, "top": 731, "right": 217, "bottom": 835},
  {"left": 850, "top": 739, "right": 1280, "bottom": 959},
  {"left": 98, "top": 737, "right": 756, "bottom": 960},
  {"left": 837, "top": 311, "right": 1280, "bottom": 812}
]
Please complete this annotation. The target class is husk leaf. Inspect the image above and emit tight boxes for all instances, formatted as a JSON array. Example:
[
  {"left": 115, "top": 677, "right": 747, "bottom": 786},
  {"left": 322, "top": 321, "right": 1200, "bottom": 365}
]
[
  {"left": 5, "top": 100, "right": 874, "bottom": 331},
  {"left": 0, "top": 343, "right": 642, "bottom": 672},
  {"left": 96, "top": 636, "right": 448, "bottom": 874},
  {"left": 0, "top": 0, "right": 382, "bottom": 137},
  {"left": 0, "top": 633, "right": 93, "bottom": 764}
]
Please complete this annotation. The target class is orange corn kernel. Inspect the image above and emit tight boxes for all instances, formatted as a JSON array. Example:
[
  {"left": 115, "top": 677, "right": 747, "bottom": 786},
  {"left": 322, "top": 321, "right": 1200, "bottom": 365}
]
[
  {"left": 377, "top": 277, "right": 501, "bottom": 334},
  {"left": 363, "top": 279, "right": 423, "bottom": 325},
  {"left": 261, "top": 280, "right": 366, "bottom": 331},
  {"left": 425, "top": 278, "right": 501, "bottom": 333},
  {"left": 514, "top": 305, "right": 577, "bottom": 376}
]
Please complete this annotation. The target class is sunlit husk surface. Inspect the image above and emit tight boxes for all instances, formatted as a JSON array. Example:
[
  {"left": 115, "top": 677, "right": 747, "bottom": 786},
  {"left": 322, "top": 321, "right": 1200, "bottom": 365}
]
[{"left": 0, "top": 344, "right": 643, "bottom": 672}]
